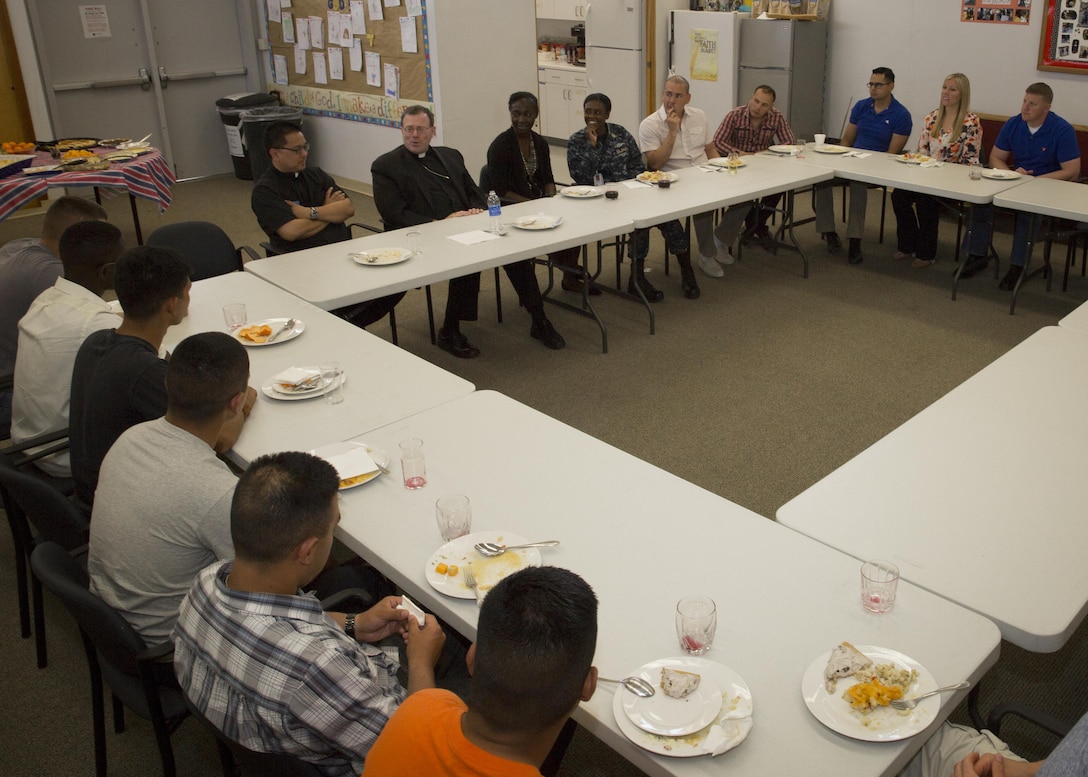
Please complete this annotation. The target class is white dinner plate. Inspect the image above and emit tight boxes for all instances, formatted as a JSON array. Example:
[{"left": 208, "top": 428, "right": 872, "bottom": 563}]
[
  {"left": 511, "top": 215, "right": 563, "bottom": 230},
  {"left": 425, "top": 531, "right": 542, "bottom": 599},
  {"left": 236, "top": 318, "right": 305, "bottom": 346},
  {"left": 813, "top": 144, "right": 851, "bottom": 154},
  {"left": 801, "top": 645, "right": 938, "bottom": 742},
  {"left": 260, "top": 370, "right": 345, "bottom": 401},
  {"left": 350, "top": 247, "right": 411, "bottom": 265},
  {"left": 895, "top": 154, "right": 933, "bottom": 165},
  {"left": 706, "top": 157, "right": 747, "bottom": 169},
  {"left": 982, "top": 169, "right": 1021, "bottom": 180},
  {"left": 309, "top": 441, "right": 388, "bottom": 490},
  {"left": 636, "top": 170, "right": 680, "bottom": 183},
  {"left": 613, "top": 657, "right": 753, "bottom": 758},
  {"left": 623, "top": 666, "right": 723, "bottom": 736},
  {"left": 768, "top": 144, "right": 800, "bottom": 155},
  {"left": 561, "top": 185, "right": 604, "bottom": 198},
  {"left": 23, "top": 165, "right": 61, "bottom": 176}
]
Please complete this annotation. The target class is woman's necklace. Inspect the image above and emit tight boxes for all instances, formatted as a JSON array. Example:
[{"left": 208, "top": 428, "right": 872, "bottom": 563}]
[{"left": 519, "top": 136, "right": 540, "bottom": 195}]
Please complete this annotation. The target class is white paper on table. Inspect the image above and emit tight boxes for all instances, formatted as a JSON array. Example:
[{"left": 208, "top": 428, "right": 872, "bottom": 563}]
[
  {"left": 405, "top": 0, "right": 423, "bottom": 16},
  {"left": 399, "top": 16, "right": 417, "bottom": 52},
  {"left": 327, "top": 47, "right": 344, "bottom": 80},
  {"left": 309, "top": 16, "right": 325, "bottom": 48},
  {"left": 383, "top": 63, "right": 400, "bottom": 98},
  {"left": 273, "top": 54, "right": 289, "bottom": 85},
  {"left": 266, "top": 0, "right": 282, "bottom": 24},
  {"left": 294, "top": 45, "right": 307, "bottom": 74},
  {"left": 350, "top": 0, "right": 367, "bottom": 33},
  {"left": 349, "top": 39, "right": 364, "bottom": 71},
  {"left": 296, "top": 20, "right": 311, "bottom": 49},
  {"left": 365, "top": 51, "right": 381, "bottom": 86},
  {"left": 622, "top": 179, "right": 645, "bottom": 189},
  {"left": 448, "top": 230, "right": 502, "bottom": 245},
  {"left": 321, "top": 446, "right": 379, "bottom": 481},
  {"left": 367, "top": 0, "right": 384, "bottom": 21},
  {"left": 313, "top": 52, "right": 328, "bottom": 84},
  {"left": 281, "top": 12, "right": 295, "bottom": 43}
]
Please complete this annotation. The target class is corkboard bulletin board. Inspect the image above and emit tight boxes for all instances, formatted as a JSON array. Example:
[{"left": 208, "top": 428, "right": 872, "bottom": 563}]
[{"left": 264, "top": 0, "right": 434, "bottom": 126}]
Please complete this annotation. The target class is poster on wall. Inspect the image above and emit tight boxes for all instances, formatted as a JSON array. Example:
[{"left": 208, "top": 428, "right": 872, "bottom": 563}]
[
  {"left": 1039, "top": 0, "right": 1088, "bottom": 71},
  {"left": 961, "top": 0, "right": 1031, "bottom": 23},
  {"left": 689, "top": 29, "right": 719, "bottom": 82}
]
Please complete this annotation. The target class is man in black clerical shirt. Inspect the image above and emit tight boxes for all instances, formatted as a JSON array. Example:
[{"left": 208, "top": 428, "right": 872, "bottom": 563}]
[
  {"left": 251, "top": 121, "right": 402, "bottom": 330},
  {"left": 371, "top": 106, "right": 565, "bottom": 358}
]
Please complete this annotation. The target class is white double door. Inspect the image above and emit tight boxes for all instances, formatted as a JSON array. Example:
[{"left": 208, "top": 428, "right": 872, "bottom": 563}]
[{"left": 27, "top": 0, "right": 263, "bottom": 180}]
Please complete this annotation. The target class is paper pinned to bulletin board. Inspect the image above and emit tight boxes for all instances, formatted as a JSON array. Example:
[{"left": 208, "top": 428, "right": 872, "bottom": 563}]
[{"left": 264, "top": 0, "right": 433, "bottom": 126}]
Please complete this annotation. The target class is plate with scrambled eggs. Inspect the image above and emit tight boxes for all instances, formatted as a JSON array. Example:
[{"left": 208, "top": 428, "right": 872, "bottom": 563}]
[{"left": 801, "top": 645, "right": 938, "bottom": 741}]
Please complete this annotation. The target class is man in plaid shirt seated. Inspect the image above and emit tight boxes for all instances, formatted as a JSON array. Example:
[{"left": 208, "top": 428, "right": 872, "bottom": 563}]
[
  {"left": 708, "top": 85, "right": 797, "bottom": 267},
  {"left": 173, "top": 451, "right": 449, "bottom": 776}
]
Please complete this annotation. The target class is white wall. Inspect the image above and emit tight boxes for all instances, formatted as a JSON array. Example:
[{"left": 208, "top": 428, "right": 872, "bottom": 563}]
[{"left": 825, "top": 0, "right": 1088, "bottom": 145}]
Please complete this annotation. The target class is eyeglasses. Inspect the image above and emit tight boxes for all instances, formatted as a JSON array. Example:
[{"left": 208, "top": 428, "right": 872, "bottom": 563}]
[
  {"left": 274, "top": 143, "right": 310, "bottom": 153},
  {"left": 401, "top": 125, "right": 432, "bottom": 135},
  {"left": 866, "top": 82, "right": 890, "bottom": 88}
]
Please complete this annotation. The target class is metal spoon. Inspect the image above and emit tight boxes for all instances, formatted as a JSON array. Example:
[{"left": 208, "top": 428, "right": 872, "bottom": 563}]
[
  {"left": 889, "top": 681, "right": 970, "bottom": 710},
  {"left": 474, "top": 540, "right": 560, "bottom": 557},
  {"left": 266, "top": 318, "right": 296, "bottom": 343},
  {"left": 598, "top": 676, "right": 655, "bottom": 698}
]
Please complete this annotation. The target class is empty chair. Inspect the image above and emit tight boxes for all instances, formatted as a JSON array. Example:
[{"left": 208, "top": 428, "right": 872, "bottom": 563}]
[
  {"left": 30, "top": 541, "right": 189, "bottom": 777},
  {"left": 147, "top": 221, "right": 259, "bottom": 281}
]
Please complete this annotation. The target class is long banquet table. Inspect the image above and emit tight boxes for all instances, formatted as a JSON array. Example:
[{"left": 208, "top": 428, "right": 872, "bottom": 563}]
[
  {"left": 335, "top": 390, "right": 1001, "bottom": 777},
  {"left": 161, "top": 272, "right": 474, "bottom": 467},
  {"left": 778, "top": 325, "right": 1088, "bottom": 654}
]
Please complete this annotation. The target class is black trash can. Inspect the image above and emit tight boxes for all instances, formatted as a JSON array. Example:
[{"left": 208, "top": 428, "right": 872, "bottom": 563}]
[
  {"left": 215, "top": 93, "right": 280, "bottom": 180},
  {"left": 241, "top": 106, "right": 304, "bottom": 182}
]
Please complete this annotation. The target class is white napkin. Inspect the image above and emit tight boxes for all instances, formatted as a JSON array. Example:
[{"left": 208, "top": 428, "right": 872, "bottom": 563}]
[
  {"left": 701, "top": 717, "right": 754, "bottom": 756},
  {"left": 321, "top": 446, "right": 378, "bottom": 480},
  {"left": 843, "top": 151, "right": 872, "bottom": 158},
  {"left": 920, "top": 160, "right": 944, "bottom": 168},
  {"left": 397, "top": 594, "right": 426, "bottom": 627},
  {"left": 272, "top": 366, "right": 321, "bottom": 387},
  {"left": 623, "top": 179, "right": 646, "bottom": 189},
  {"left": 448, "top": 230, "right": 502, "bottom": 245}
]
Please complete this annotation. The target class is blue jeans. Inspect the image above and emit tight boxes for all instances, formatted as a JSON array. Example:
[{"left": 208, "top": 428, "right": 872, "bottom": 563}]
[{"left": 965, "top": 206, "right": 1040, "bottom": 267}]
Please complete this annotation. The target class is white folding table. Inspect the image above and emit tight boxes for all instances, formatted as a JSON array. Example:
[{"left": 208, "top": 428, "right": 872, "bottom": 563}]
[
  {"left": 162, "top": 272, "right": 474, "bottom": 467},
  {"left": 335, "top": 390, "right": 1000, "bottom": 777}
]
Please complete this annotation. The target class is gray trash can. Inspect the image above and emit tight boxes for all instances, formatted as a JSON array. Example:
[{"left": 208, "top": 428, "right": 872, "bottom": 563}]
[
  {"left": 241, "top": 106, "right": 304, "bottom": 182},
  {"left": 215, "top": 93, "right": 280, "bottom": 180}
]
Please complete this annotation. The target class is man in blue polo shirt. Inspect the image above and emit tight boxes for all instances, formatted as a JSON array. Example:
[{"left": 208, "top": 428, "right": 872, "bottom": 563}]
[
  {"left": 815, "top": 67, "right": 912, "bottom": 265},
  {"left": 961, "top": 82, "right": 1081, "bottom": 290}
]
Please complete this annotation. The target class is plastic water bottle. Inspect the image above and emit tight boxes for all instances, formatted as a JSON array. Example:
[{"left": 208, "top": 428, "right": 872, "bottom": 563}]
[{"left": 487, "top": 190, "right": 502, "bottom": 233}]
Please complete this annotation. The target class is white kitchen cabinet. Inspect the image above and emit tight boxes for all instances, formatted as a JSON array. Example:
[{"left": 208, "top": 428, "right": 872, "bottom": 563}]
[
  {"left": 549, "top": 0, "right": 588, "bottom": 20},
  {"left": 535, "top": 0, "right": 554, "bottom": 17},
  {"left": 540, "top": 67, "right": 588, "bottom": 139}
]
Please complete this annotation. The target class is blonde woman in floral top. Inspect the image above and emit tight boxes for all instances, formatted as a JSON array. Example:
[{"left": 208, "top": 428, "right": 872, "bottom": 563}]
[{"left": 891, "top": 73, "right": 982, "bottom": 268}]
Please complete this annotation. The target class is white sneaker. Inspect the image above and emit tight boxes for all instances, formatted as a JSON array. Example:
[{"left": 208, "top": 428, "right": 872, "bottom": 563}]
[
  {"left": 714, "top": 235, "right": 736, "bottom": 265},
  {"left": 698, "top": 254, "right": 724, "bottom": 278}
]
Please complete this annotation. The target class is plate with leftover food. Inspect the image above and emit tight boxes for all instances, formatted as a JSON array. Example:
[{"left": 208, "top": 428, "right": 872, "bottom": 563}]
[
  {"left": 895, "top": 153, "right": 933, "bottom": 165},
  {"left": 707, "top": 157, "right": 747, "bottom": 168},
  {"left": 636, "top": 170, "right": 679, "bottom": 183},
  {"left": 350, "top": 247, "right": 411, "bottom": 265},
  {"left": 561, "top": 185, "right": 604, "bottom": 198},
  {"left": 260, "top": 367, "right": 344, "bottom": 401},
  {"left": 613, "top": 656, "right": 753, "bottom": 757},
  {"left": 982, "top": 169, "right": 1020, "bottom": 180},
  {"left": 236, "top": 318, "right": 305, "bottom": 346},
  {"left": 768, "top": 145, "right": 801, "bottom": 155},
  {"left": 812, "top": 144, "right": 852, "bottom": 154},
  {"left": 309, "top": 441, "right": 388, "bottom": 490},
  {"left": 425, "top": 531, "right": 542, "bottom": 599},
  {"left": 511, "top": 215, "right": 563, "bottom": 230},
  {"left": 802, "top": 642, "right": 937, "bottom": 742}
]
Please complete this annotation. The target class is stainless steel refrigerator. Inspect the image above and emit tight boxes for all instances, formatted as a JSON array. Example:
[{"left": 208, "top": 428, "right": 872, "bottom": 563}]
[{"left": 737, "top": 17, "right": 826, "bottom": 139}]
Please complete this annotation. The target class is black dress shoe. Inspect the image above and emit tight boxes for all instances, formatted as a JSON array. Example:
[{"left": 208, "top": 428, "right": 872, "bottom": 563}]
[
  {"left": 562, "top": 277, "right": 602, "bottom": 296},
  {"left": 628, "top": 276, "right": 664, "bottom": 302},
  {"left": 824, "top": 232, "right": 842, "bottom": 254},
  {"left": 437, "top": 328, "right": 480, "bottom": 359},
  {"left": 998, "top": 265, "right": 1023, "bottom": 291},
  {"left": 848, "top": 238, "right": 863, "bottom": 265},
  {"left": 530, "top": 318, "right": 566, "bottom": 350},
  {"left": 682, "top": 279, "right": 701, "bottom": 299},
  {"left": 959, "top": 255, "right": 989, "bottom": 279}
]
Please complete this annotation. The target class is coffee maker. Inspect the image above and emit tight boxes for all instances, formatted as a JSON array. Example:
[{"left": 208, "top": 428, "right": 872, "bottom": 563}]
[{"left": 570, "top": 23, "right": 585, "bottom": 64}]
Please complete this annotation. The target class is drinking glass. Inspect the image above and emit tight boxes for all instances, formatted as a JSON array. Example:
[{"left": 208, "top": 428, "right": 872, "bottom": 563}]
[
  {"left": 676, "top": 596, "right": 716, "bottom": 655},
  {"left": 399, "top": 438, "right": 426, "bottom": 489},
  {"left": 969, "top": 160, "right": 983, "bottom": 180},
  {"left": 861, "top": 560, "right": 899, "bottom": 613},
  {"left": 796, "top": 140, "right": 807, "bottom": 159},
  {"left": 728, "top": 151, "right": 741, "bottom": 175},
  {"left": 407, "top": 230, "right": 423, "bottom": 255},
  {"left": 435, "top": 494, "right": 472, "bottom": 541},
  {"left": 222, "top": 303, "right": 246, "bottom": 331},
  {"left": 320, "top": 361, "right": 343, "bottom": 405}
]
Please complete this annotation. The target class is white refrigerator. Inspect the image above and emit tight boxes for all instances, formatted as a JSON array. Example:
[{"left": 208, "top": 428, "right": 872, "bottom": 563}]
[
  {"left": 668, "top": 10, "right": 741, "bottom": 133},
  {"left": 584, "top": 0, "right": 646, "bottom": 136}
]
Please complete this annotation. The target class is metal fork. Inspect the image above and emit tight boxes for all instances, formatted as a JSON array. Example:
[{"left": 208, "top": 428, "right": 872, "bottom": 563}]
[
  {"left": 462, "top": 565, "right": 477, "bottom": 592},
  {"left": 889, "top": 681, "right": 970, "bottom": 710}
]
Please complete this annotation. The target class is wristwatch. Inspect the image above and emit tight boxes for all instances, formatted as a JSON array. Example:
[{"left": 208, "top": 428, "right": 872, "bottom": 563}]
[
  {"left": 344, "top": 613, "right": 356, "bottom": 639},
  {"left": 309, "top": 206, "right": 319, "bottom": 220}
]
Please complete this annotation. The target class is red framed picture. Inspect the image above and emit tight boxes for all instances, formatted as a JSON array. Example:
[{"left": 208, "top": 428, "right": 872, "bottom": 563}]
[{"left": 1039, "top": 0, "right": 1088, "bottom": 72}]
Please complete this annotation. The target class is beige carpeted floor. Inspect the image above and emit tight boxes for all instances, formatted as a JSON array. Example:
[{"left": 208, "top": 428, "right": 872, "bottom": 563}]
[{"left": 1, "top": 168, "right": 1085, "bottom": 775}]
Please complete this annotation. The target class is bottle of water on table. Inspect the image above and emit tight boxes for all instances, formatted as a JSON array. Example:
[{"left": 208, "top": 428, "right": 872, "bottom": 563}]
[{"left": 487, "top": 190, "right": 502, "bottom": 233}]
